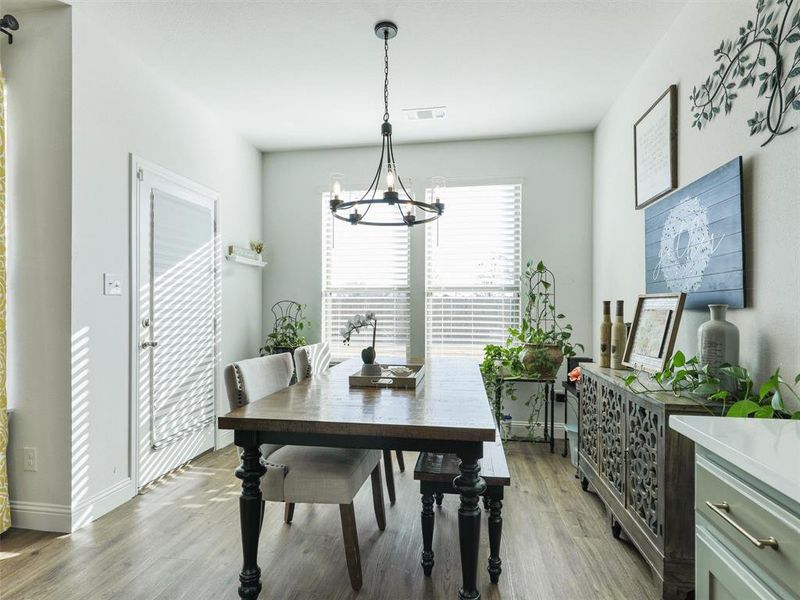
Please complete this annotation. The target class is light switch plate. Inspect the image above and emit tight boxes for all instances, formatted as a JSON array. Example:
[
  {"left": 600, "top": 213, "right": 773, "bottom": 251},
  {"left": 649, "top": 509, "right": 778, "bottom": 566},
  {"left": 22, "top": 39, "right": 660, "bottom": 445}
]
[{"left": 103, "top": 273, "right": 122, "bottom": 296}]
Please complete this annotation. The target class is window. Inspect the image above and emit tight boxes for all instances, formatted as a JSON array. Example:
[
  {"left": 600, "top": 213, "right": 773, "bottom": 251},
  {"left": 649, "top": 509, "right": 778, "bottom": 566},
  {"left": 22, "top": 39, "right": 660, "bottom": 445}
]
[
  {"left": 322, "top": 191, "right": 411, "bottom": 361},
  {"left": 425, "top": 183, "right": 522, "bottom": 359}
]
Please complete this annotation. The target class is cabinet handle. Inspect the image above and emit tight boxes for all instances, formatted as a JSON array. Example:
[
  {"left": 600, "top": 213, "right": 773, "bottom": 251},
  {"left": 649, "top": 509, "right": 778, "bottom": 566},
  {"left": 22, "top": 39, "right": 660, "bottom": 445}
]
[{"left": 705, "top": 501, "right": 779, "bottom": 550}]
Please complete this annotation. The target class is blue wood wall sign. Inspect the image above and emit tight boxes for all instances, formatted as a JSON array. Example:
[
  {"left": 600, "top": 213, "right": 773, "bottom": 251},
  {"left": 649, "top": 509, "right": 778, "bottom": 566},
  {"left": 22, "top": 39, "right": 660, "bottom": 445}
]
[{"left": 645, "top": 157, "right": 745, "bottom": 310}]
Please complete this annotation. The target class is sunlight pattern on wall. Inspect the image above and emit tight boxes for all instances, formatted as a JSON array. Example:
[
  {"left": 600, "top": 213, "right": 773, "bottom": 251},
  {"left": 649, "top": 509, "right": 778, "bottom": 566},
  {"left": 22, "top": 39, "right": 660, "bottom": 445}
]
[{"left": 0, "top": 66, "right": 10, "bottom": 533}]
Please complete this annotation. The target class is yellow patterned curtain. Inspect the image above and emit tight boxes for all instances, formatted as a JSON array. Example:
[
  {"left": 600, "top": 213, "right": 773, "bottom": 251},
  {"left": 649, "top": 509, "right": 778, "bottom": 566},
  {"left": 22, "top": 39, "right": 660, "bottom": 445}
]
[{"left": 0, "top": 66, "right": 9, "bottom": 533}]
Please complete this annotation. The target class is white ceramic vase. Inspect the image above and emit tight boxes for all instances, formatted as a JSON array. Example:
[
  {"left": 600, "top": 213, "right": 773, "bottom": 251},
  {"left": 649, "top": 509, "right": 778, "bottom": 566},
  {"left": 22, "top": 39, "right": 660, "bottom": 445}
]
[{"left": 698, "top": 304, "right": 739, "bottom": 375}]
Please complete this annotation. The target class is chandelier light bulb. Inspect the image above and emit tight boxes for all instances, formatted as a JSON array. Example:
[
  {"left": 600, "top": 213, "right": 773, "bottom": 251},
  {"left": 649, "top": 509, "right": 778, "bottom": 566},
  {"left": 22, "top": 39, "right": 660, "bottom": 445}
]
[
  {"left": 333, "top": 180, "right": 342, "bottom": 199},
  {"left": 386, "top": 168, "right": 395, "bottom": 191}
]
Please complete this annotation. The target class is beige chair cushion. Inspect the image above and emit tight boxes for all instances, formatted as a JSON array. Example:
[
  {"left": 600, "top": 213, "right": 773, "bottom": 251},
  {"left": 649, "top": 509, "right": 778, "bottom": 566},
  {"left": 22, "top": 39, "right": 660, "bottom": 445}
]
[
  {"left": 223, "top": 353, "right": 294, "bottom": 460},
  {"left": 261, "top": 447, "right": 380, "bottom": 505},
  {"left": 293, "top": 342, "right": 331, "bottom": 382}
]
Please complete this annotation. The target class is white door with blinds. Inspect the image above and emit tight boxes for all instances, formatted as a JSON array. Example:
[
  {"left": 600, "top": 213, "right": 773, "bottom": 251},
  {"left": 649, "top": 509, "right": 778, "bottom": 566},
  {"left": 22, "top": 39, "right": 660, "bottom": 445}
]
[
  {"left": 322, "top": 192, "right": 411, "bottom": 362},
  {"left": 133, "top": 158, "right": 219, "bottom": 489},
  {"left": 425, "top": 183, "right": 522, "bottom": 359}
]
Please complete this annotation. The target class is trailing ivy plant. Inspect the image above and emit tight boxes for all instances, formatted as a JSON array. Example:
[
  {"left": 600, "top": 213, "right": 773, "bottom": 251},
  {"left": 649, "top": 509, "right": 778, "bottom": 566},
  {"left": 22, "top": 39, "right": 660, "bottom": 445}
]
[
  {"left": 689, "top": 0, "right": 800, "bottom": 145},
  {"left": 623, "top": 350, "right": 800, "bottom": 419}
]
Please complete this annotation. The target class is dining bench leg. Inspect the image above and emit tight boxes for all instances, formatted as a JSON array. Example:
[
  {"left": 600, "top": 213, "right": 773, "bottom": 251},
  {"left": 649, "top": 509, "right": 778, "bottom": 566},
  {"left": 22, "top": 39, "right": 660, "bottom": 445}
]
[
  {"left": 421, "top": 492, "right": 435, "bottom": 576},
  {"left": 235, "top": 440, "right": 266, "bottom": 599},
  {"left": 487, "top": 493, "right": 503, "bottom": 584},
  {"left": 455, "top": 446, "right": 487, "bottom": 600}
]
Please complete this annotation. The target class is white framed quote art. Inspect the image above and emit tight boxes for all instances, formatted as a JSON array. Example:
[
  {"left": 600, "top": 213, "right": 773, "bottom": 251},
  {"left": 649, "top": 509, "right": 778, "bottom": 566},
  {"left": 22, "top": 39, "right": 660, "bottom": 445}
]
[{"left": 634, "top": 85, "right": 677, "bottom": 210}]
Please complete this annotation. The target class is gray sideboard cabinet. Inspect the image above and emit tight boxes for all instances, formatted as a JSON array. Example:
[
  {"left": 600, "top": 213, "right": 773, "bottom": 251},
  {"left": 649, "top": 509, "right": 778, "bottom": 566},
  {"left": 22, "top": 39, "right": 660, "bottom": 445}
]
[
  {"left": 671, "top": 416, "right": 799, "bottom": 600},
  {"left": 578, "top": 363, "right": 715, "bottom": 600}
]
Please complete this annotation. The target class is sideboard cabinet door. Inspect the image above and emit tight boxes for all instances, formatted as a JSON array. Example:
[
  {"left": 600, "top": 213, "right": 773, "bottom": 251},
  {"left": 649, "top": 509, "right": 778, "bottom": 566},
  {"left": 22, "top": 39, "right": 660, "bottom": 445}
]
[
  {"left": 627, "top": 395, "right": 664, "bottom": 548},
  {"left": 580, "top": 373, "right": 599, "bottom": 470},
  {"left": 599, "top": 380, "right": 626, "bottom": 503}
]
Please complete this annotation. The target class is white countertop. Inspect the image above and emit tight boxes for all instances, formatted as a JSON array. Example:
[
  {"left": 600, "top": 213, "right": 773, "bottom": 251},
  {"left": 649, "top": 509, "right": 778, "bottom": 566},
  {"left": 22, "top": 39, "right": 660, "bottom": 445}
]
[{"left": 670, "top": 415, "right": 800, "bottom": 502}]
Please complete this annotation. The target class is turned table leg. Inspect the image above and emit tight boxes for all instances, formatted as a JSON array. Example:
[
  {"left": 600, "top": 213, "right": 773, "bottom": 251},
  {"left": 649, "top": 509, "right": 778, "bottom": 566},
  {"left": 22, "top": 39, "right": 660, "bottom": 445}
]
[
  {"left": 421, "top": 492, "right": 435, "bottom": 576},
  {"left": 487, "top": 492, "right": 503, "bottom": 584},
  {"left": 235, "top": 436, "right": 266, "bottom": 599},
  {"left": 455, "top": 445, "right": 486, "bottom": 600}
]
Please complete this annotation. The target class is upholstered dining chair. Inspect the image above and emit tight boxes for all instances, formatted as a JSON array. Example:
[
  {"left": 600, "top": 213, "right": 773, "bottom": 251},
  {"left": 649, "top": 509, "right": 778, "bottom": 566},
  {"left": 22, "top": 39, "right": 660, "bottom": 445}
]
[
  {"left": 224, "top": 353, "right": 386, "bottom": 590},
  {"left": 294, "top": 342, "right": 406, "bottom": 505}
]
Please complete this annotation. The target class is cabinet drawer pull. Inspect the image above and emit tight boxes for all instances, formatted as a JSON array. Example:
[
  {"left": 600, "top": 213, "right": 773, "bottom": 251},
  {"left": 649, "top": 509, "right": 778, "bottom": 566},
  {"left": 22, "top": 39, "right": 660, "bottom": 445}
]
[{"left": 705, "top": 501, "right": 779, "bottom": 550}]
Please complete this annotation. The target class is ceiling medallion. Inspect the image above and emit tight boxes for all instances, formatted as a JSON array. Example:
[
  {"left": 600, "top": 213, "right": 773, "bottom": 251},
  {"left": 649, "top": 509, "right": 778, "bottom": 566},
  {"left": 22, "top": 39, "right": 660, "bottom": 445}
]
[{"left": 329, "top": 21, "right": 445, "bottom": 227}]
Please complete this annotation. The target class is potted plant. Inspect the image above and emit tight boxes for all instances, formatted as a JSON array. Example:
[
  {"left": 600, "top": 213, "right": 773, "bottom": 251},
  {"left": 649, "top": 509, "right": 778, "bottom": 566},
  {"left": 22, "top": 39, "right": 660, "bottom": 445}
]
[
  {"left": 259, "top": 304, "right": 312, "bottom": 356},
  {"left": 340, "top": 312, "right": 380, "bottom": 374},
  {"left": 624, "top": 350, "right": 800, "bottom": 419},
  {"left": 510, "top": 260, "right": 582, "bottom": 380}
]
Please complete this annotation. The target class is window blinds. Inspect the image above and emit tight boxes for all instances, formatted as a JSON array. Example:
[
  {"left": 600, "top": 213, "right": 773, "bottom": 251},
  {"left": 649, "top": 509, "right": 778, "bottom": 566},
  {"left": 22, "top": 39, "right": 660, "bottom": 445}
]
[
  {"left": 322, "top": 192, "right": 411, "bottom": 361},
  {"left": 425, "top": 183, "right": 522, "bottom": 359}
]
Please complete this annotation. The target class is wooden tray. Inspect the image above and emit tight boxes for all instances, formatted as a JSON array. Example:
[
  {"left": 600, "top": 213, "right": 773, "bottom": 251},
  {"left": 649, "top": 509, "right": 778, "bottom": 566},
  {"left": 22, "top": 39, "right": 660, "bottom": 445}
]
[{"left": 349, "top": 364, "right": 425, "bottom": 389}]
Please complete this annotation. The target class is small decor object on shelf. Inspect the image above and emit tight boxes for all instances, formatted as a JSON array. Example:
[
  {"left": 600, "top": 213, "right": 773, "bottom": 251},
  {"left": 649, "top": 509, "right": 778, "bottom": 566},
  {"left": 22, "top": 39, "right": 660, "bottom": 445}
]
[
  {"left": 249, "top": 240, "right": 264, "bottom": 255},
  {"left": 599, "top": 300, "right": 611, "bottom": 368},
  {"left": 645, "top": 157, "right": 744, "bottom": 309},
  {"left": 698, "top": 304, "right": 739, "bottom": 377},
  {"left": 623, "top": 292, "right": 686, "bottom": 373},
  {"left": 610, "top": 300, "right": 627, "bottom": 370},
  {"left": 260, "top": 300, "right": 311, "bottom": 355},
  {"left": 341, "top": 312, "right": 380, "bottom": 375},
  {"left": 689, "top": 0, "right": 800, "bottom": 146},
  {"left": 634, "top": 85, "right": 677, "bottom": 209},
  {"left": 227, "top": 244, "right": 266, "bottom": 267}
]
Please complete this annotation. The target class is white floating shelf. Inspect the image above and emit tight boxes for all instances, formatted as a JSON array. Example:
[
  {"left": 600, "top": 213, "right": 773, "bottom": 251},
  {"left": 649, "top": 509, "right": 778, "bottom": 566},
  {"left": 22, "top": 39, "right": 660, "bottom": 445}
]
[{"left": 225, "top": 254, "right": 267, "bottom": 268}]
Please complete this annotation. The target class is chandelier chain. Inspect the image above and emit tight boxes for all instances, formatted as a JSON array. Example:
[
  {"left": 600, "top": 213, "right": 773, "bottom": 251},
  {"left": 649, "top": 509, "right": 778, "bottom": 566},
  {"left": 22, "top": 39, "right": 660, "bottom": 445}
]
[{"left": 383, "top": 31, "right": 390, "bottom": 122}]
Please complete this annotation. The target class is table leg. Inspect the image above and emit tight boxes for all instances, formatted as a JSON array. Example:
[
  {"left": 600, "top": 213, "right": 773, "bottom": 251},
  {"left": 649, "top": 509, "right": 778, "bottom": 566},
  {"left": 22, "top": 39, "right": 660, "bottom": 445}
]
[
  {"left": 454, "top": 446, "right": 486, "bottom": 600},
  {"left": 235, "top": 440, "right": 266, "bottom": 599},
  {"left": 562, "top": 390, "right": 569, "bottom": 458},
  {"left": 487, "top": 492, "right": 503, "bottom": 584},
  {"left": 421, "top": 492, "right": 435, "bottom": 576},
  {"left": 550, "top": 384, "right": 555, "bottom": 454},
  {"left": 544, "top": 385, "right": 549, "bottom": 445}
]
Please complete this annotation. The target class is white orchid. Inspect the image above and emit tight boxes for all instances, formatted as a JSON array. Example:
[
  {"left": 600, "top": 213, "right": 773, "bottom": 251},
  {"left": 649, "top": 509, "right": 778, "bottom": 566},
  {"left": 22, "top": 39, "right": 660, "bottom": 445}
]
[{"left": 340, "top": 311, "right": 378, "bottom": 349}]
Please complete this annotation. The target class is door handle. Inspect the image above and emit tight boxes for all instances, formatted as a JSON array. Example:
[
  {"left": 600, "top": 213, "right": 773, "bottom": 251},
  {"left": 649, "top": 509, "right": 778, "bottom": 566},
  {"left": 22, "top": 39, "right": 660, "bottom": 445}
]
[
  {"left": 705, "top": 501, "right": 779, "bottom": 549},
  {"left": 141, "top": 341, "right": 159, "bottom": 349}
]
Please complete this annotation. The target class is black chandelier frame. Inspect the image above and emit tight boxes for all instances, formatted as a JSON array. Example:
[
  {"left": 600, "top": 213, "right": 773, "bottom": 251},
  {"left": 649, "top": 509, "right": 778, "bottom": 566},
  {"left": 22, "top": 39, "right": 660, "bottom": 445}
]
[{"left": 329, "top": 21, "right": 445, "bottom": 227}]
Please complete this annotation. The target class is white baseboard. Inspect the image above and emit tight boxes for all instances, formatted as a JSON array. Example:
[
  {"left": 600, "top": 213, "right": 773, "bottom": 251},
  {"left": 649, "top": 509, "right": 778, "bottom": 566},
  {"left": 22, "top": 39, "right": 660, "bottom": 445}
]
[
  {"left": 71, "top": 477, "right": 134, "bottom": 531},
  {"left": 216, "top": 428, "right": 234, "bottom": 450},
  {"left": 508, "top": 420, "right": 567, "bottom": 441},
  {"left": 9, "top": 500, "right": 72, "bottom": 533}
]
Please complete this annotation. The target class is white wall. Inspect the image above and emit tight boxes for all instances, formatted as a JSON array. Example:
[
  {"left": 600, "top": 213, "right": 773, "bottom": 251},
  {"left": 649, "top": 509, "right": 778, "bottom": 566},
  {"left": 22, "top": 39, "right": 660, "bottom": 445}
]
[
  {"left": 593, "top": 1, "right": 800, "bottom": 388},
  {"left": 65, "top": 5, "right": 262, "bottom": 528},
  {"left": 4, "top": 5, "right": 73, "bottom": 532},
  {"left": 262, "top": 133, "right": 594, "bottom": 428}
]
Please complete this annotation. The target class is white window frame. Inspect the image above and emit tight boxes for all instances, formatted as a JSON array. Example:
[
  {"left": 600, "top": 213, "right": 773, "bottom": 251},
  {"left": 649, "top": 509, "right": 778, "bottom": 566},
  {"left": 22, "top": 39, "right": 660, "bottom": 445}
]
[{"left": 424, "top": 181, "right": 522, "bottom": 359}]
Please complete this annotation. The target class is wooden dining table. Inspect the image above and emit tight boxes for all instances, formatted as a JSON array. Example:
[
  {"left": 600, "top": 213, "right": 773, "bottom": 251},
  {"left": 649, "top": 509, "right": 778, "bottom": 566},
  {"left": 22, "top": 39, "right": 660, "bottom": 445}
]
[{"left": 218, "top": 356, "right": 497, "bottom": 600}]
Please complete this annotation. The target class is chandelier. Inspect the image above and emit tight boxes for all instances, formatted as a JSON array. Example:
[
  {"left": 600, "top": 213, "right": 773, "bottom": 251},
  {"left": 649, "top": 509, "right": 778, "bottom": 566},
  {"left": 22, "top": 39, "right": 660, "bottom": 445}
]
[{"left": 329, "top": 21, "right": 445, "bottom": 227}]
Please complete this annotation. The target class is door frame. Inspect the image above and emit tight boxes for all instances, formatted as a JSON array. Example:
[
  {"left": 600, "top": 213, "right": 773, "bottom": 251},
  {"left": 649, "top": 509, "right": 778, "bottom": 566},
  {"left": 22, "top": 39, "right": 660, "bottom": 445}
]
[{"left": 129, "top": 154, "right": 221, "bottom": 490}]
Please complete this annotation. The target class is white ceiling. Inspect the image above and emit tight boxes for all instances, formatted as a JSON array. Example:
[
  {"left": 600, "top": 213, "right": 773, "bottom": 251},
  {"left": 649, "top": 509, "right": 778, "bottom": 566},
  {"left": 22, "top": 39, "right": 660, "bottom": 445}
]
[{"left": 70, "top": 1, "right": 687, "bottom": 151}]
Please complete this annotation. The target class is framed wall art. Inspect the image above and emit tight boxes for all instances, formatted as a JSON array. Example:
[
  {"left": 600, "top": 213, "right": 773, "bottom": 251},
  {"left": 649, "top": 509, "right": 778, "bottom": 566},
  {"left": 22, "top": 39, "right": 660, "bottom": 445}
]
[
  {"left": 644, "top": 157, "right": 744, "bottom": 309},
  {"left": 623, "top": 292, "right": 686, "bottom": 373},
  {"left": 634, "top": 85, "right": 677, "bottom": 210}
]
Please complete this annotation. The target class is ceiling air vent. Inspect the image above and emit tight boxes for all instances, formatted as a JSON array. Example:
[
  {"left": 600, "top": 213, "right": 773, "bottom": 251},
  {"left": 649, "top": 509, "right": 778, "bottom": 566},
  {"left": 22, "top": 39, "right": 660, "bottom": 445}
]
[{"left": 402, "top": 106, "right": 446, "bottom": 121}]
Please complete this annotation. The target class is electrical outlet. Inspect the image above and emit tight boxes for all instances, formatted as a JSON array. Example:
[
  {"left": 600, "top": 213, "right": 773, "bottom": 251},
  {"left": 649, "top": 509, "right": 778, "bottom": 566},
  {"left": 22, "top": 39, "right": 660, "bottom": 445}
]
[
  {"left": 103, "top": 273, "right": 122, "bottom": 296},
  {"left": 23, "top": 447, "right": 38, "bottom": 472}
]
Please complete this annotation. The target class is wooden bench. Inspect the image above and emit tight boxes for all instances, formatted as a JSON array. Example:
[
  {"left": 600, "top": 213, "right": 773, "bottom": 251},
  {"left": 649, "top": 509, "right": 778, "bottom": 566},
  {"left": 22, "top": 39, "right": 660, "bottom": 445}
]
[{"left": 413, "top": 428, "right": 511, "bottom": 583}]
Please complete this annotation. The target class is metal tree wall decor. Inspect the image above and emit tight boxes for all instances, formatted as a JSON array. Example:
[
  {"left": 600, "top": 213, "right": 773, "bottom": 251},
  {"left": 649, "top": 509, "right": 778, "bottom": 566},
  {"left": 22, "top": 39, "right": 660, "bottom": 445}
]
[{"left": 689, "top": 0, "right": 800, "bottom": 145}]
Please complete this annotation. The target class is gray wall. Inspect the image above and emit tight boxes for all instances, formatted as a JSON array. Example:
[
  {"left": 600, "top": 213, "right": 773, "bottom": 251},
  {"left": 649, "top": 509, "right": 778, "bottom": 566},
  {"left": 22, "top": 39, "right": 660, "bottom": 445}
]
[
  {"left": 593, "top": 2, "right": 800, "bottom": 396},
  {"left": 262, "top": 133, "right": 594, "bottom": 428},
  {"left": 5, "top": 5, "right": 73, "bottom": 531}
]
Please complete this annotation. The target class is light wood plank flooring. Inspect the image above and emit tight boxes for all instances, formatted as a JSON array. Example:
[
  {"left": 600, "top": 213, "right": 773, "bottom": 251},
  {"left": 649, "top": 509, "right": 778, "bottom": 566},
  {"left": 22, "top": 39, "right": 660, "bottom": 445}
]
[{"left": 1, "top": 442, "right": 659, "bottom": 599}]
